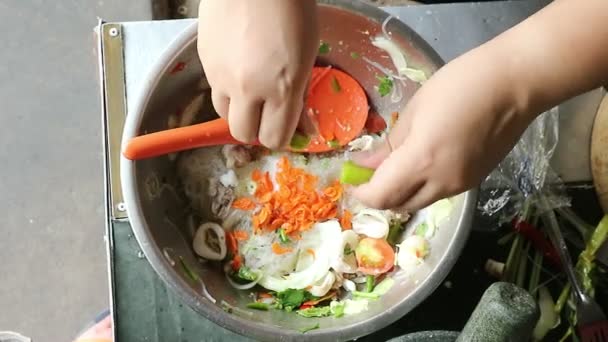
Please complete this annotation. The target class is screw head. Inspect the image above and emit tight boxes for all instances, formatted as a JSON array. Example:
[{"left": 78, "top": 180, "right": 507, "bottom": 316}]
[
  {"left": 116, "top": 202, "right": 126, "bottom": 212},
  {"left": 177, "top": 5, "right": 188, "bottom": 16},
  {"left": 109, "top": 27, "right": 119, "bottom": 37}
]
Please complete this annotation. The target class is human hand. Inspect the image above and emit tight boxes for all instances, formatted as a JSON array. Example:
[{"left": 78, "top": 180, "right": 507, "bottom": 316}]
[
  {"left": 352, "top": 46, "right": 534, "bottom": 211},
  {"left": 197, "top": 0, "right": 319, "bottom": 149}
]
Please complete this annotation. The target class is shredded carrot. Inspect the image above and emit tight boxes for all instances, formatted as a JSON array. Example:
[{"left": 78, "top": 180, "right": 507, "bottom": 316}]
[
  {"left": 306, "top": 248, "right": 316, "bottom": 259},
  {"left": 233, "top": 230, "right": 249, "bottom": 241},
  {"left": 340, "top": 209, "right": 353, "bottom": 230},
  {"left": 226, "top": 231, "right": 238, "bottom": 254},
  {"left": 234, "top": 157, "right": 344, "bottom": 237},
  {"left": 272, "top": 242, "right": 293, "bottom": 255},
  {"left": 230, "top": 254, "right": 242, "bottom": 270},
  {"left": 232, "top": 198, "right": 256, "bottom": 210},
  {"left": 390, "top": 111, "right": 399, "bottom": 128}
]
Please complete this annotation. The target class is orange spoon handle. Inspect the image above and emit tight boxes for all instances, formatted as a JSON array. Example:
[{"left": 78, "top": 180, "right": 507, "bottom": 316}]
[{"left": 123, "top": 118, "right": 250, "bottom": 160}]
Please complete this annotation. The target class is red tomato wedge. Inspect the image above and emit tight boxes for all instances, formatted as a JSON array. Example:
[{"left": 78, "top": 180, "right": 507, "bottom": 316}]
[
  {"left": 355, "top": 237, "right": 395, "bottom": 275},
  {"left": 365, "top": 110, "right": 387, "bottom": 134}
]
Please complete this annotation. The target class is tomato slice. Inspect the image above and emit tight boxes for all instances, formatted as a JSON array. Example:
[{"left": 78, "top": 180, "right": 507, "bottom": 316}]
[{"left": 355, "top": 238, "right": 395, "bottom": 275}]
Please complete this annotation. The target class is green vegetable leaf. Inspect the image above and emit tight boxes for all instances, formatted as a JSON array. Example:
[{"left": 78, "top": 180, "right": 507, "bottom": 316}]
[
  {"left": 372, "top": 277, "right": 395, "bottom": 296},
  {"left": 330, "top": 76, "right": 341, "bottom": 93},
  {"left": 298, "top": 323, "right": 320, "bottom": 333},
  {"left": 332, "top": 302, "right": 345, "bottom": 318},
  {"left": 278, "top": 228, "right": 290, "bottom": 243},
  {"left": 179, "top": 257, "right": 199, "bottom": 282},
  {"left": 340, "top": 160, "right": 375, "bottom": 185},
  {"left": 376, "top": 76, "right": 393, "bottom": 97},
  {"left": 290, "top": 133, "right": 311, "bottom": 150},
  {"left": 365, "top": 275, "right": 375, "bottom": 293},
  {"left": 297, "top": 306, "right": 332, "bottom": 318},
  {"left": 387, "top": 219, "right": 405, "bottom": 245},
  {"left": 276, "top": 289, "right": 308, "bottom": 312},
  {"left": 246, "top": 302, "right": 270, "bottom": 311},
  {"left": 318, "top": 41, "right": 331, "bottom": 55},
  {"left": 237, "top": 266, "right": 258, "bottom": 282},
  {"left": 350, "top": 52, "right": 360, "bottom": 59},
  {"left": 327, "top": 139, "right": 340, "bottom": 149},
  {"left": 415, "top": 222, "right": 429, "bottom": 237}
]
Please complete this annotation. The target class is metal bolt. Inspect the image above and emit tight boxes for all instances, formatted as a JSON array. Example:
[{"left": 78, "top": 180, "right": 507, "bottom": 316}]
[
  {"left": 109, "top": 27, "right": 119, "bottom": 37},
  {"left": 177, "top": 5, "right": 188, "bottom": 16},
  {"left": 116, "top": 202, "right": 126, "bottom": 212}
]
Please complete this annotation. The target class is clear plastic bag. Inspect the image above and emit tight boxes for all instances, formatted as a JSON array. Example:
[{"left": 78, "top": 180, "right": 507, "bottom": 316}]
[{"left": 478, "top": 107, "right": 570, "bottom": 223}]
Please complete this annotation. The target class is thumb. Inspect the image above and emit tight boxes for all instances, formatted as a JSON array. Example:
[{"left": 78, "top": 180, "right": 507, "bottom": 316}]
[
  {"left": 351, "top": 138, "right": 392, "bottom": 169},
  {"left": 352, "top": 107, "right": 413, "bottom": 168}
]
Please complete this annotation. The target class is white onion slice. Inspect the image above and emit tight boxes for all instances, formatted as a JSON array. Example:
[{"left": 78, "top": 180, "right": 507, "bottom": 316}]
[
  {"left": 308, "top": 272, "right": 336, "bottom": 297},
  {"left": 224, "top": 263, "right": 262, "bottom": 290},
  {"left": 381, "top": 15, "right": 394, "bottom": 40},
  {"left": 331, "top": 230, "right": 359, "bottom": 274},
  {"left": 372, "top": 36, "right": 408, "bottom": 75}
]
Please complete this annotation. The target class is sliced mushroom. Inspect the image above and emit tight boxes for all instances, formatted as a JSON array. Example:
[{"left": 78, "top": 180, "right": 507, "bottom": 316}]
[
  {"left": 222, "top": 145, "right": 253, "bottom": 169},
  {"left": 193, "top": 223, "right": 227, "bottom": 261},
  {"left": 209, "top": 179, "right": 235, "bottom": 220}
]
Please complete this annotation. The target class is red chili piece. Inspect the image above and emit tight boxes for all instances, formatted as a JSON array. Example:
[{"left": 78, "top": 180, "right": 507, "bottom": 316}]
[
  {"left": 511, "top": 218, "right": 562, "bottom": 269},
  {"left": 170, "top": 62, "right": 186, "bottom": 74}
]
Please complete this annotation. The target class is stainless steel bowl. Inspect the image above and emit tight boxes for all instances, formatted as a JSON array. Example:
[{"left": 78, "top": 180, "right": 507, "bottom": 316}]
[{"left": 121, "top": 1, "right": 477, "bottom": 341}]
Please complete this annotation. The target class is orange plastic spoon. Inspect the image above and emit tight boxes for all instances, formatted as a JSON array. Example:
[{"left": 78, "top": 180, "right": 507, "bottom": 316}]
[{"left": 123, "top": 67, "right": 369, "bottom": 160}]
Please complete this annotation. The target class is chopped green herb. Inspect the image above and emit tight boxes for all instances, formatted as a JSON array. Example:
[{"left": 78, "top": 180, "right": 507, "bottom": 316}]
[
  {"left": 237, "top": 266, "right": 258, "bottom": 282},
  {"left": 221, "top": 302, "right": 233, "bottom": 314},
  {"left": 415, "top": 222, "right": 429, "bottom": 237},
  {"left": 299, "top": 323, "right": 320, "bottom": 333},
  {"left": 344, "top": 245, "right": 355, "bottom": 255},
  {"left": 297, "top": 306, "right": 332, "bottom": 318},
  {"left": 290, "top": 133, "right": 311, "bottom": 150},
  {"left": 327, "top": 139, "right": 340, "bottom": 149},
  {"left": 376, "top": 75, "right": 394, "bottom": 97},
  {"left": 278, "top": 228, "right": 290, "bottom": 243},
  {"left": 246, "top": 302, "right": 270, "bottom": 311},
  {"left": 352, "top": 291, "right": 380, "bottom": 300},
  {"left": 179, "top": 257, "right": 199, "bottom": 282},
  {"left": 387, "top": 219, "right": 405, "bottom": 245},
  {"left": 350, "top": 52, "right": 360, "bottom": 59},
  {"left": 365, "top": 275, "right": 375, "bottom": 293},
  {"left": 332, "top": 302, "right": 345, "bottom": 318},
  {"left": 276, "top": 289, "right": 310, "bottom": 312},
  {"left": 318, "top": 41, "right": 331, "bottom": 55},
  {"left": 330, "top": 76, "right": 341, "bottom": 93}
]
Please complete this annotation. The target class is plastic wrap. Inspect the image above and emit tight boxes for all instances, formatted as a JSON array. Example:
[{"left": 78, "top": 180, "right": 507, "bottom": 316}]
[{"left": 478, "top": 107, "right": 570, "bottom": 222}]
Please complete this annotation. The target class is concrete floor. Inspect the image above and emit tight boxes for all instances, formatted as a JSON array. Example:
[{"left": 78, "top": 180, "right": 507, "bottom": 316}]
[
  {"left": 0, "top": 1, "right": 423, "bottom": 341},
  {"left": 0, "top": 1, "right": 153, "bottom": 341}
]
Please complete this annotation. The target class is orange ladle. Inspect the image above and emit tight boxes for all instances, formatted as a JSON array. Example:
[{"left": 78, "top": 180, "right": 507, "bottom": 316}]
[{"left": 123, "top": 67, "right": 369, "bottom": 160}]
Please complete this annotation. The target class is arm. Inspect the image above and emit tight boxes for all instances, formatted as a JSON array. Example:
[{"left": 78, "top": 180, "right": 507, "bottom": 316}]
[{"left": 353, "top": 0, "right": 608, "bottom": 210}]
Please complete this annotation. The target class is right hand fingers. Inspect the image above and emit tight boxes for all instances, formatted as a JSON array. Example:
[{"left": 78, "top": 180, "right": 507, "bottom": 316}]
[
  {"left": 227, "top": 97, "right": 263, "bottom": 144},
  {"left": 257, "top": 91, "right": 304, "bottom": 149}
]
